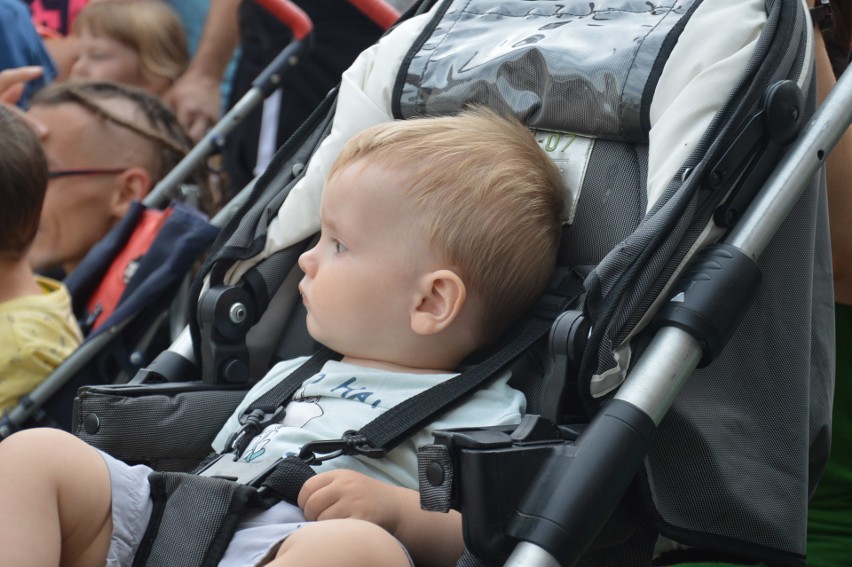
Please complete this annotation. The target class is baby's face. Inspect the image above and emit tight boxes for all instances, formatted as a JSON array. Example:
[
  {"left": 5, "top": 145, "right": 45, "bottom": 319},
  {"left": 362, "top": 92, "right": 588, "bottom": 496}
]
[
  {"left": 297, "top": 160, "right": 438, "bottom": 366},
  {"left": 69, "top": 33, "right": 168, "bottom": 95}
]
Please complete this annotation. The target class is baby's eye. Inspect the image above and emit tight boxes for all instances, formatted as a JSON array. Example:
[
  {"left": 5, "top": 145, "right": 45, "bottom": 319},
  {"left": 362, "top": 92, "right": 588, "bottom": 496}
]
[
  {"left": 86, "top": 51, "right": 109, "bottom": 61},
  {"left": 332, "top": 239, "right": 347, "bottom": 254}
]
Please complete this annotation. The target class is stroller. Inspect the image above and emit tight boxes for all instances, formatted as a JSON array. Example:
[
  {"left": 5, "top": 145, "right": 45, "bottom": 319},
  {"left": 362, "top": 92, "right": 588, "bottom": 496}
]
[{"left": 72, "top": 0, "right": 834, "bottom": 565}]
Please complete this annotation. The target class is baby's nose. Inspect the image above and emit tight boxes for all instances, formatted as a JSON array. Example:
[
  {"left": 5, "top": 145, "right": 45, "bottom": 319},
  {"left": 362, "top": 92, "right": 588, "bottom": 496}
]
[{"left": 298, "top": 247, "right": 316, "bottom": 276}]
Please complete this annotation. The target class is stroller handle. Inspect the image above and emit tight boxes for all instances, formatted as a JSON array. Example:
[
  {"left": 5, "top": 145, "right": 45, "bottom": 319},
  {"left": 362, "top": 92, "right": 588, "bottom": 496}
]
[
  {"left": 505, "top": 55, "right": 852, "bottom": 567},
  {"left": 255, "top": 0, "right": 313, "bottom": 40},
  {"left": 348, "top": 0, "right": 401, "bottom": 30},
  {"left": 258, "top": 0, "right": 400, "bottom": 35},
  {"left": 146, "top": 0, "right": 315, "bottom": 208}
]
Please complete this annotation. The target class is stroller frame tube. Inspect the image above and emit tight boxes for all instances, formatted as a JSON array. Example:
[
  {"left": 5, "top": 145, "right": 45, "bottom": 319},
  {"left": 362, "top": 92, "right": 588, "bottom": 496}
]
[
  {"left": 145, "top": 48, "right": 306, "bottom": 208},
  {"left": 505, "top": 64, "right": 852, "bottom": 567},
  {"left": 144, "top": 0, "right": 314, "bottom": 208},
  {"left": 144, "top": 0, "right": 399, "bottom": 208}
]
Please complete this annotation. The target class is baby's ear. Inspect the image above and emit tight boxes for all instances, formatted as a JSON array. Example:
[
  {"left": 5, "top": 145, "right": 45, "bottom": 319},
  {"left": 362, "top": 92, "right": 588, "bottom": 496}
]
[{"left": 411, "top": 270, "right": 466, "bottom": 335}]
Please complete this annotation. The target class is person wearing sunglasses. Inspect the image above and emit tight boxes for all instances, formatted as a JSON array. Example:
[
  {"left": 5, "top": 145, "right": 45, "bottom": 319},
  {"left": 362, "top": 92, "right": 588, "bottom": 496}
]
[{"left": 25, "top": 81, "right": 207, "bottom": 277}]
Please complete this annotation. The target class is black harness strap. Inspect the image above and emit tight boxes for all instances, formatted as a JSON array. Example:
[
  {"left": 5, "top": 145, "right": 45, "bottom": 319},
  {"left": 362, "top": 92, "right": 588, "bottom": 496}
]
[
  {"left": 363, "top": 314, "right": 553, "bottom": 449},
  {"left": 132, "top": 349, "right": 338, "bottom": 567},
  {"left": 132, "top": 270, "right": 583, "bottom": 567},
  {"left": 222, "top": 346, "right": 341, "bottom": 456},
  {"left": 300, "top": 268, "right": 586, "bottom": 462}
]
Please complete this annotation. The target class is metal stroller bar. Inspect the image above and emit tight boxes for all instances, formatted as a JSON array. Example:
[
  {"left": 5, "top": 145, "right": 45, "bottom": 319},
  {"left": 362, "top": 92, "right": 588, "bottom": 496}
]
[
  {"left": 144, "top": 0, "right": 315, "bottom": 208},
  {"left": 144, "top": 0, "right": 401, "bottom": 208},
  {"left": 505, "top": 62, "right": 852, "bottom": 567}
]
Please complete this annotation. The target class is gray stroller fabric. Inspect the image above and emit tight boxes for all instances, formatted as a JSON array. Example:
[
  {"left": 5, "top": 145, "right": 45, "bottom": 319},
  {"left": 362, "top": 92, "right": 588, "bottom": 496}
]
[
  {"left": 74, "top": 383, "right": 249, "bottom": 472},
  {"left": 88, "top": 0, "right": 831, "bottom": 564},
  {"left": 398, "top": 0, "right": 833, "bottom": 564},
  {"left": 388, "top": 0, "right": 832, "bottom": 562}
]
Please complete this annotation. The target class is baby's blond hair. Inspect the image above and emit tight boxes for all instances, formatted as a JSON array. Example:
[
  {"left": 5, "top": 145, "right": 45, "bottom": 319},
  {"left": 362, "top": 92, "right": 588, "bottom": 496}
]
[
  {"left": 329, "top": 108, "right": 565, "bottom": 341},
  {"left": 73, "top": 1, "right": 188, "bottom": 85}
]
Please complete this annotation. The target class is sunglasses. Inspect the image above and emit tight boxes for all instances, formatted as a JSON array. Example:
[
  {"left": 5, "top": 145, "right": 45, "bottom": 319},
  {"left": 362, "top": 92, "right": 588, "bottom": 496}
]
[{"left": 48, "top": 168, "right": 128, "bottom": 180}]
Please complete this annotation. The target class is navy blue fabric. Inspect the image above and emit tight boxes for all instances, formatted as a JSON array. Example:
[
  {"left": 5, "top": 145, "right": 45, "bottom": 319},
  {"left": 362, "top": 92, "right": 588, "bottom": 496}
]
[
  {"left": 64, "top": 201, "right": 219, "bottom": 339},
  {"left": 64, "top": 201, "right": 147, "bottom": 321},
  {"left": 0, "top": 0, "right": 56, "bottom": 108},
  {"left": 96, "top": 203, "right": 219, "bottom": 336}
]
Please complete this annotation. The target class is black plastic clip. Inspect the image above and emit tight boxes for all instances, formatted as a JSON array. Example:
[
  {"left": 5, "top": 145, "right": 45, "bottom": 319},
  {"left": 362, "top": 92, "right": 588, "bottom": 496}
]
[
  {"left": 710, "top": 81, "right": 804, "bottom": 227},
  {"left": 299, "top": 431, "right": 386, "bottom": 465},
  {"left": 228, "top": 406, "right": 286, "bottom": 456}
]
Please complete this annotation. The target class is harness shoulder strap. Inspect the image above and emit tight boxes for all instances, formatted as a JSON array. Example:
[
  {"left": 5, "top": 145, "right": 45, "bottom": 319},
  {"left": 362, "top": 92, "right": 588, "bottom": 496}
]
[
  {"left": 133, "top": 269, "right": 583, "bottom": 567},
  {"left": 301, "top": 268, "right": 585, "bottom": 462},
  {"left": 221, "top": 346, "right": 341, "bottom": 456}
]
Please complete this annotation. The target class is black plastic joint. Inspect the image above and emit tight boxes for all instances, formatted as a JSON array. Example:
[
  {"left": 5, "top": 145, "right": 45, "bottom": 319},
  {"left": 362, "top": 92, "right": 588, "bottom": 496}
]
[
  {"left": 508, "top": 400, "right": 655, "bottom": 563},
  {"left": 656, "top": 243, "right": 762, "bottom": 367},
  {"left": 198, "top": 284, "right": 259, "bottom": 384},
  {"left": 199, "top": 285, "right": 258, "bottom": 340},
  {"left": 129, "top": 350, "right": 199, "bottom": 384}
]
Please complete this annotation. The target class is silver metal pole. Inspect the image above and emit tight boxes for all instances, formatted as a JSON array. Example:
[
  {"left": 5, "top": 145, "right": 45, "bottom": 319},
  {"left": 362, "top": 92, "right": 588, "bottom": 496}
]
[
  {"left": 504, "top": 58, "right": 852, "bottom": 567},
  {"left": 728, "top": 65, "right": 852, "bottom": 258},
  {"left": 614, "top": 65, "right": 852, "bottom": 423},
  {"left": 144, "top": 90, "right": 265, "bottom": 208},
  {"left": 505, "top": 542, "right": 562, "bottom": 567}
]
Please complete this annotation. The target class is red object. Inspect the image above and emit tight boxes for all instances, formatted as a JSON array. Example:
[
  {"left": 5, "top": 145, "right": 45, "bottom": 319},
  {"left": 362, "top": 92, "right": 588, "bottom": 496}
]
[
  {"left": 348, "top": 0, "right": 401, "bottom": 30},
  {"left": 255, "top": 0, "right": 400, "bottom": 36},
  {"left": 86, "top": 208, "right": 172, "bottom": 331},
  {"left": 255, "top": 0, "right": 314, "bottom": 40},
  {"left": 29, "top": 0, "right": 88, "bottom": 36}
]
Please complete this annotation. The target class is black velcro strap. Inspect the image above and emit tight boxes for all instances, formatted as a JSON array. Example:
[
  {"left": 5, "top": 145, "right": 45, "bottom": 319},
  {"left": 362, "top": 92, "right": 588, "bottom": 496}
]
[
  {"left": 418, "top": 444, "right": 454, "bottom": 512},
  {"left": 133, "top": 472, "right": 259, "bottom": 567},
  {"left": 356, "top": 267, "right": 585, "bottom": 454},
  {"left": 257, "top": 455, "right": 318, "bottom": 506}
]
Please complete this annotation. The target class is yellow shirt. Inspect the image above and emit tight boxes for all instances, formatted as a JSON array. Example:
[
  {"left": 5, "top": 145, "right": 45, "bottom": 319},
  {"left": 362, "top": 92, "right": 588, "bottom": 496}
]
[{"left": 0, "top": 276, "right": 83, "bottom": 411}]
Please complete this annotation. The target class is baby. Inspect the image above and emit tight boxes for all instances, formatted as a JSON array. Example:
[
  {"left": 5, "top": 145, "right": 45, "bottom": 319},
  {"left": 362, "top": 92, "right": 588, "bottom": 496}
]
[{"left": 0, "top": 107, "right": 565, "bottom": 567}]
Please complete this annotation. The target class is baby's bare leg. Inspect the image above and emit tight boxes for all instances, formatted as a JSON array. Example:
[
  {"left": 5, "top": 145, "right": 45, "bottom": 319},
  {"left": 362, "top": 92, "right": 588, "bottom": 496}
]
[
  {"left": 267, "top": 518, "right": 411, "bottom": 567},
  {"left": 0, "top": 428, "right": 113, "bottom": 567}
]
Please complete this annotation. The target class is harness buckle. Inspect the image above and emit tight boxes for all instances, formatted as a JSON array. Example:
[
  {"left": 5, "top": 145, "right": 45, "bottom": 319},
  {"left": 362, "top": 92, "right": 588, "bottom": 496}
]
[
  {"left": 227, "top": 406, "right": 286, "bottom": 457},
  {"left": 299, "top": 430, "right": 386, "bottom": 464},
  {"left": 197, "top": 453, "right": 284, "bottom": 486}
]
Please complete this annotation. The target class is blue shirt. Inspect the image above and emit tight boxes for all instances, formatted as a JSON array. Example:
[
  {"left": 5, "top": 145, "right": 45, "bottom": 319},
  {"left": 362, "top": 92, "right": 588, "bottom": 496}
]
[{"left": 0, "top": 0, "right": 57, "bottom": 108}]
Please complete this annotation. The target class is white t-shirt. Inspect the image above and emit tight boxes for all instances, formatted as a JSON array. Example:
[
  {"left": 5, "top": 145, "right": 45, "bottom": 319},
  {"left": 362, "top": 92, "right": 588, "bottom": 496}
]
[{"left": 212, "top": 357, "right": 526, "bottom": 489}]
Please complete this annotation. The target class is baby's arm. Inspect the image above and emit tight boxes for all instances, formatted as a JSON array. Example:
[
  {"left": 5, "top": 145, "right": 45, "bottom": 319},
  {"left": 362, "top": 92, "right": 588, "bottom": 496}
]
[{"left": 298, "top": 469, "right": 464, "bottom": 567}]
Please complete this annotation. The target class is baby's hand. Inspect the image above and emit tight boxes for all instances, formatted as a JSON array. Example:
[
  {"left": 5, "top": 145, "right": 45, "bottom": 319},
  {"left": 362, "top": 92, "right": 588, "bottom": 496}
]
[{"left": 297, "top": 469, "right": 403, "bottom": 534}]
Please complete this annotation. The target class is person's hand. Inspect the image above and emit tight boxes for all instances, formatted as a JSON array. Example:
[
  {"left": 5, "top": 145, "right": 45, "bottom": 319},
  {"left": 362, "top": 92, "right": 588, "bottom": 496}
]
[
  {"left": 0, "top": 67, "right": 48, "bottom": 137},
  {"left": 162, "top": 71, "right": 222, "bottom": 142},
  {"left": 298, "top": 469, "right": 404, "bottom": 533},
  {"left": 0, "top": 66, "right": 44, "bottom": 105}
]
